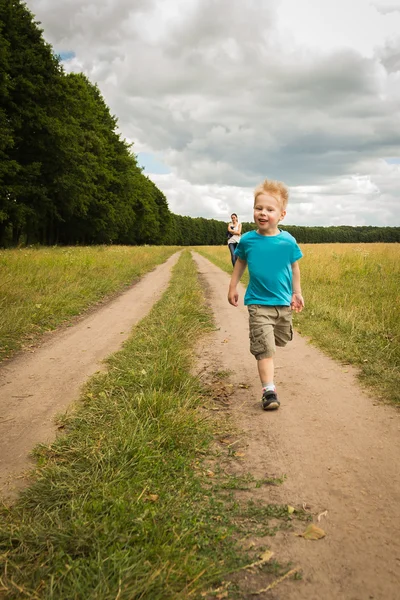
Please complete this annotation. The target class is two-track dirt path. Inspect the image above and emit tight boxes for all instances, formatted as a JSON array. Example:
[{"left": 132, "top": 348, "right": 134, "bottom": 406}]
[
  {"left": 1, "top": 251, "right": 399, "bottom": 599},
  {"left": 192, "top": 253, "right": 400, "bottom": 600}
]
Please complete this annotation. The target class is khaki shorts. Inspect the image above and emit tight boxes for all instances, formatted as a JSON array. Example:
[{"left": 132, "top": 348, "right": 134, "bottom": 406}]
[{"left": 248, "top": 305, "right": 293, "bottom": 360}]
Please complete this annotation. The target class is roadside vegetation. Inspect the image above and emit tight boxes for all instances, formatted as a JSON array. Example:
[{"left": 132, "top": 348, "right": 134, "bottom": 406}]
[
  {"left": 0, "top": 251, "right": 302, "bottom": 599},
  {"left": 197, "top": 243, "right": 400, "bottom": 405},
  {"left": 0, "top": 245, "right": 178, "bottom": 361}
]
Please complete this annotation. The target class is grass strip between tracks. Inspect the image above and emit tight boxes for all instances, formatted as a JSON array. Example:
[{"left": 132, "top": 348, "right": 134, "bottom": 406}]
[{"left": 0, "top": 250, "right": 299, "bottom": 599}]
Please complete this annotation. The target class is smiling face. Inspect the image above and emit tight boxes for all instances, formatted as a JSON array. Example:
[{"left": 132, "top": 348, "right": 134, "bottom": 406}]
[{"left": 253, "top": 193, "right": 286, "bottom": 236}]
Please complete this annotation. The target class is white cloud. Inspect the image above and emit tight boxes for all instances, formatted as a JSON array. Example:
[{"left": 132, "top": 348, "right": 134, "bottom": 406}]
[
  {"left": 27, "top": 0, "right": 400, "bottom": 226},
  {"left": 153, "top": 160, "right": 400, "bottom": 227},
  {"left": 278, "top": 0, "right": 400, "bottom": 58}
]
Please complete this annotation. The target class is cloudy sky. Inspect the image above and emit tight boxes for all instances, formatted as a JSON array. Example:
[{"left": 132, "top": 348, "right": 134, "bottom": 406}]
[{"left": 27, "top": 0, "right": 400, "bottom": 226}]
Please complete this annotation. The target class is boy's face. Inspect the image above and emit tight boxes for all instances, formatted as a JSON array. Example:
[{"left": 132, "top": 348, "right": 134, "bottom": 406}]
[{"left": 253, "top": 193, "right": 286, "bottom": 235}]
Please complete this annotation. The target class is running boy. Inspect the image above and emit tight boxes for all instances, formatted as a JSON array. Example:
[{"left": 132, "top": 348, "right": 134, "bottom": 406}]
[{"left": 228, "top": 178, "right": 304, "bottom": 410}]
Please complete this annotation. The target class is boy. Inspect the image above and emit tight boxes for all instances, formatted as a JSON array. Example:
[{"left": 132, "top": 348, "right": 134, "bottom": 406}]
[{"left": 228, "top": 178, "right": 304, "bottom": 410}]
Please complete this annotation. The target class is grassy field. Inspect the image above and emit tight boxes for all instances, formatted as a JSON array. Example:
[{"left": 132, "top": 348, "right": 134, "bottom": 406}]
[
  {"left": 0, "top": 251, "right": 300, "bottom": 599},
  {"left": 0, "top": 245, "right": 179, "bottom": 361},
  {"left": 197, "top": 243, "right": 400, "bottom": 405},
  {"left": 4, "top": 242, "right": 395, "bottom": 596}
]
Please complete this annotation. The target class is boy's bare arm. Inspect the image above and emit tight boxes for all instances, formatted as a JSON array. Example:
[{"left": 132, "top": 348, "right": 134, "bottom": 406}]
[
  {"left": 228, "top": 257, "right": 247, "bottom": 306},
  {"left": 291, "top": 261, "right": 304, "bottom": 312}
]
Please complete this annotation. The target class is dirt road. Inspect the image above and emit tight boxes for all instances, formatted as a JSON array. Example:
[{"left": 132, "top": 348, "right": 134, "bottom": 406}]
[
  {"left": 0, "top": 252, "right": 179, "bottom": 499},
  {"left": 1, "top": 251, "right": 399, "bottom": 599},
  {"left": 193, "top": 252, "right": 400, "bottom": 600}
]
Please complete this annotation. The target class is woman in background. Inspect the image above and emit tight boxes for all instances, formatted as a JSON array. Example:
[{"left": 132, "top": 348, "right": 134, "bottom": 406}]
[{"left": 227, "top": 213, "right": 242, "bottom": 266}]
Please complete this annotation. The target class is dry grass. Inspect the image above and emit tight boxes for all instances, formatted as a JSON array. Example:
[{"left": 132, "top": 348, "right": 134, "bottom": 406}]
[{"left": 0, "top": 245, "right": 179, "bottom": 360}]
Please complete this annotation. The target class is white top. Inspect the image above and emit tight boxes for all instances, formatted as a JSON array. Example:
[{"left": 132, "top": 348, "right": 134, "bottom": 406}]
[{"left": 228, "top": 222, "right": 241, "bottom": 244}]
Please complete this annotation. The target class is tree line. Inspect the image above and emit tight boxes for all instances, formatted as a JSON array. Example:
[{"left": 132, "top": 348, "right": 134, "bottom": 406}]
[
  {"left": 0, "top": 0, "right": 173, "bottom": 247},
  {"left": 280, "top": 225, "right": 400, "bottom": 244},
  {"left": 1, "top": 1, "right": 399, "bottom": 248}
]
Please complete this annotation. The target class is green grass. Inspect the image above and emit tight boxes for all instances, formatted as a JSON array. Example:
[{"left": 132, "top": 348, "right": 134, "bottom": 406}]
[
  {"left": 0, "top": 251, "right": 298, "bottom": 599},
  {"left": 196, "top": 244, "right": 400, "bottom": 405},
  {"left": 0, "top": 245, "right": 179, "bottom": 361}
]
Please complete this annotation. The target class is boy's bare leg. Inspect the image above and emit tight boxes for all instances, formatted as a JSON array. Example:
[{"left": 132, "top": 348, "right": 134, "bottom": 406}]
[{"left": 257, "top": 357, "right": 274, "bottom": 385}]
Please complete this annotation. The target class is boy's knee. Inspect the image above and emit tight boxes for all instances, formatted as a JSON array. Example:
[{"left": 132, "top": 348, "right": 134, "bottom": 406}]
[
  {"left": 274, "top": 324, "right": 293, "bottom": 347},
  {"left": 255, "top": 349, "right": 275, "bottom": 360},
  {"left": 249, "top": 327, "right": 275, "bottom": 358}
]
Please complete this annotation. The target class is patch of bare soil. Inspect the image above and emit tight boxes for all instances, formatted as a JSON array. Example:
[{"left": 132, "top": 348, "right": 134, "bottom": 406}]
[
  {"left": 192, "top": 252, "right": 400, "bottom": 600},
  {"left": 0, "top": 252, "right": 180, "bottom": 500}
]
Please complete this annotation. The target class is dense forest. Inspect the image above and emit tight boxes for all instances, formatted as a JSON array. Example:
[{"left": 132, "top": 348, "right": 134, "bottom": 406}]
[{"left": 1, "top": 0, "right": 399, "bottom": 247}]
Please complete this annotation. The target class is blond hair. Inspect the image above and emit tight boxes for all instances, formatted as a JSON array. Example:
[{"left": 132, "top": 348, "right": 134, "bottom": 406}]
[{"left": 254, "top": 179, "right": 289, "bottom": 210}]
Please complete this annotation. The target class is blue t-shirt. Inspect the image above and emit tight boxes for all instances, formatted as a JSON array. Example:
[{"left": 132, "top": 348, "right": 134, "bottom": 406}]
[{"left": 235, "top": 229, "right": 303, "bottom": 306}]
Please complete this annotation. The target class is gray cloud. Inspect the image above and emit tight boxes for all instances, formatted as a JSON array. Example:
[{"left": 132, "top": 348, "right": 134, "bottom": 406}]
[
  {"left": 372, "top": 1, "right": 400, "bottom": 15},
  {"left": 27, "top": 0, "right": 400, "bottom": 225},
  {"left": 378, "top": 38, "right": 400, "bottom": 73},
  {"left": 31, "top": 0, "right": 153, "bottom": 45}
]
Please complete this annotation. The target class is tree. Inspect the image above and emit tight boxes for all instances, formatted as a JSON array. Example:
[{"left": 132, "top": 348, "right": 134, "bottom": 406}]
[{"left": 0, "top": 0, "right": 64, "bottom": 244}]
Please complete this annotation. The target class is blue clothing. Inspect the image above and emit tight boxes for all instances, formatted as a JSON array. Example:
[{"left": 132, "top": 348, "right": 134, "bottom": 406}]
[{"left": 234, "top": 230, "right": 303, "bottom": 306}]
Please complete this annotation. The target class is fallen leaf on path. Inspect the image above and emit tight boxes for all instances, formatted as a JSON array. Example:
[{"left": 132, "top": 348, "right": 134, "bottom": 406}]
[
  {"left": 317, "top": 510, "right": 328, "bottom": 522},
  {"left": 287, "top": 505, "right": 295, "bottom": 515},
  {"left": 298, "top": 524, "right": 326, "bottom": 540},
  {"left": 238, "top": 383, "right": 249, "bottom": 389},
  {"left": 205, "top": 470, "right": 215, "bottom": 477},
  {"left": 234, "top": 452, "right": 246, "bottom": 458}
]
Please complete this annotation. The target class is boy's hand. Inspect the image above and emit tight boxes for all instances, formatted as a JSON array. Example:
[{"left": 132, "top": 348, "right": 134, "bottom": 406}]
[
  {"left": 228, "top": 287, "right": 239, "bottom": 307},
  {"left": 291, "top": 292, "right": 304, "bottom": 313}
]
